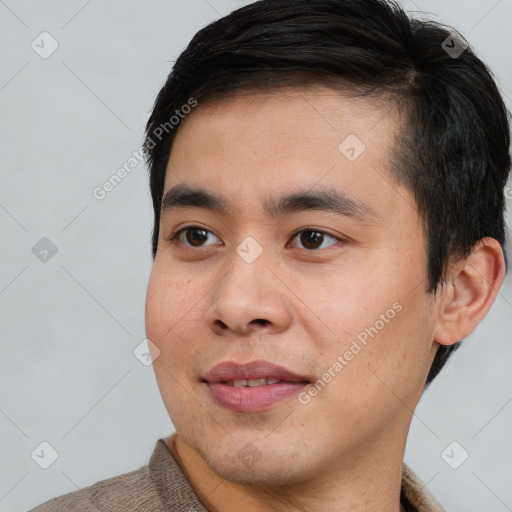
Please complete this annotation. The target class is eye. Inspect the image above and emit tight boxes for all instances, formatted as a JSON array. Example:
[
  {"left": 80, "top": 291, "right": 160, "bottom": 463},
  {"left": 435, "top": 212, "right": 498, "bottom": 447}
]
[
  {"left": 289, "top": 228, "right": 341, "bottom": 250},
  {"left": 168, "top": 226, "right": 222, "bottom": 247}
]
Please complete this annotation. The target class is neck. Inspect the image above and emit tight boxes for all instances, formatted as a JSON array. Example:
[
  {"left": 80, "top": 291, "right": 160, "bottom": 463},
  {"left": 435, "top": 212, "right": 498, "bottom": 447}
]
[{"left": 168, "top": 427, "right": 408, "bottom": 512}]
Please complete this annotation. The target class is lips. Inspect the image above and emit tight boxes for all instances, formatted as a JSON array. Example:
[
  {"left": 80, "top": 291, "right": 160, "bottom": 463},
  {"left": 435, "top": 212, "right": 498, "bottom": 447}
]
[
  {"left": 203, "top": 360, "right": 310, "bottom": 413},
  {"left": 204, "top": 360, "right": 309, "bottom": 383}
]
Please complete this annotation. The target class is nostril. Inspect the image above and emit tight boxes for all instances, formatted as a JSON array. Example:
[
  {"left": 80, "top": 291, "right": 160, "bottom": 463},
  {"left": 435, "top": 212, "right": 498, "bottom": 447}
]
[
  {"left": 251, "top": 319, "right": 269, "bottom": 326},
  {"left": 212, "top": 318, "right": 269, "bottom": 332},
  {"left": 215, "top": 319, "right": 229, "bottom": 329}
]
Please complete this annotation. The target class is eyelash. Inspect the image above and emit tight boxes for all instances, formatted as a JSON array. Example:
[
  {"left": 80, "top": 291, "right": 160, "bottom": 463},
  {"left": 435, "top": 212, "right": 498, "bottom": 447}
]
[{"left": 165, "top": 225, "right": 343, "bottom": 250}]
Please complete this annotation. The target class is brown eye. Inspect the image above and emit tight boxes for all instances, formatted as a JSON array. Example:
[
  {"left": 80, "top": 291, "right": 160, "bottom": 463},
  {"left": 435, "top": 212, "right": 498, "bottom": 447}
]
[
  {"left": 290, "top": 229, "right": 339, "bottom": 250},
  {"left": 300, "top": 231, "right": 324, "bottom": 249},
  {"left": 185, "top": 228, "right": 209, "bottom": 246},
  {"left": 171, "top": 227, "right": 221, "bottom": 247}
]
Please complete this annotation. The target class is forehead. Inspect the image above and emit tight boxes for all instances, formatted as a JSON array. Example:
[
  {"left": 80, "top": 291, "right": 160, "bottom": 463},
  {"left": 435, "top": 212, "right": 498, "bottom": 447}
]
[
  {"left": 175, "top": 85, "right": 399, "bottom": 146},
  {"left": 163, "top": 86, "right": 411, "bottom": 218}
]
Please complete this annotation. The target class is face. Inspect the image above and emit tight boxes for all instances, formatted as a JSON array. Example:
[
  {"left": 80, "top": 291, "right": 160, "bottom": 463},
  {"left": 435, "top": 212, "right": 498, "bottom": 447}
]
[{"left": 145, "top": 87, "right": 441, "bottom": 485}]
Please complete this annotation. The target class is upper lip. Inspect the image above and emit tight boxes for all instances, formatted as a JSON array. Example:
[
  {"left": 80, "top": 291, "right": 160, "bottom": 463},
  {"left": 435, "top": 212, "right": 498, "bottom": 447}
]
[{"left": 204, "top": 360, "right": 310, "bottom": 383}]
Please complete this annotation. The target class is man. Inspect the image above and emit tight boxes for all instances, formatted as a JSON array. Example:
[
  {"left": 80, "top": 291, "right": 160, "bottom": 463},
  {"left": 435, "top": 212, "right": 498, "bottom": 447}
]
[{"left": 31, "top": 0, "right": 510, "bottom": 510}]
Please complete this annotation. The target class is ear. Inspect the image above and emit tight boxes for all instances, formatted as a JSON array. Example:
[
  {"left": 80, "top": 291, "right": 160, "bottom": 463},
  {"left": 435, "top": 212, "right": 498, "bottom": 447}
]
[{"left": 434, "top": 237, "right": 506, "bottom": 346}]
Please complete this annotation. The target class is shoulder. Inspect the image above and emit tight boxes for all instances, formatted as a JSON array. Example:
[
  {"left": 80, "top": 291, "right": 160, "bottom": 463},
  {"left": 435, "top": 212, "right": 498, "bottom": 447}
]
[
  {"left": 28, "top": 438, "right": 207, "bottom": 512},
  {"left": 401, "top": 463, "right": 446, "bottom": 512},
  {"left": 28, "top": 463, "right": 156, "bottom": 512}
]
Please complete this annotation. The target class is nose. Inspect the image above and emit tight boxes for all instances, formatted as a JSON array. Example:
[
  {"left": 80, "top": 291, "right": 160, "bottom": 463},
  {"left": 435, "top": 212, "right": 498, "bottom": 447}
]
[{"left": 206, "top": 248, "right": 293, "bottom": 337}]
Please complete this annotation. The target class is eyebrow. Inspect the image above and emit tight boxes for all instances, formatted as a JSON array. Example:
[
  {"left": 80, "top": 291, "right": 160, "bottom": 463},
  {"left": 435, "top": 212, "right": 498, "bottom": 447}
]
[{"left": 161, "top": 183, "right": 378, "bottom": 222}]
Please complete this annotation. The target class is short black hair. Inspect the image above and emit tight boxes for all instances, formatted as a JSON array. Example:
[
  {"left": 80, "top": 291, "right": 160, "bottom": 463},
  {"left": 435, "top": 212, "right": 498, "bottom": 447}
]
[{"left": 143, "top": 0, "right": 511, "bottom": 385}]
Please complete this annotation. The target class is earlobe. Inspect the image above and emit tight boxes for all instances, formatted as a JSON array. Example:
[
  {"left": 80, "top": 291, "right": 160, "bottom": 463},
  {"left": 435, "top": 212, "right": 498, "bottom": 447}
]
[{"left": 434, "top": 237, "right": 506, "bottom": 346}]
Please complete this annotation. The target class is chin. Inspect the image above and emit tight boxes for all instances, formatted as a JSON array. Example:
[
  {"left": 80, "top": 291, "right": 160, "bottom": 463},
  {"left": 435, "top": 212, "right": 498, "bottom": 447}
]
[
  {"left": 206, "top": 455, "right": 303, "bottom": 486},
  {"left": 197, "top": 436, "right": 312, "bottom": 486}
]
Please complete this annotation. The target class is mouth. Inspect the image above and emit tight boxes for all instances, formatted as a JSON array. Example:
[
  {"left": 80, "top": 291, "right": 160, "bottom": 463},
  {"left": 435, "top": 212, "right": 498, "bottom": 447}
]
[
  {"left": 203, "top": 360, "right": 311, "bottom": 413},
  {"left": 223, "top": 378, "right": 289, "bottom": 387}
]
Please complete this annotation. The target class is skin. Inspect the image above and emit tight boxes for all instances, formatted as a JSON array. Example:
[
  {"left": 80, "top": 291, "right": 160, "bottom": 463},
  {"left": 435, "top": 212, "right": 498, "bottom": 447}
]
[{"left": 144, "top": 86, "right": 505, "bottom": 512}]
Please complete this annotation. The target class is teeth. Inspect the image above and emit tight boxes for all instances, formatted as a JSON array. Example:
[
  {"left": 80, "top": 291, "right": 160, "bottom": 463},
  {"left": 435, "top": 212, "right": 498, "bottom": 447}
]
[
  {"left": 227, "top": 378, "right": 282, "bottom": 387},
  {"left": 247, "top": 378, "right": 266, "bottom": 387}
]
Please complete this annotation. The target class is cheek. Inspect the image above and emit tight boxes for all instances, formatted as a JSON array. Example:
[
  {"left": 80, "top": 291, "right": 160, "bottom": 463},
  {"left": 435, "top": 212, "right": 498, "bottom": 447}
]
[
  {"left": 288, "top": 269, "right": 394, "bottom": 346},
  {"left": 306, "top": 264, "right": 433, "bottom": 394},
  {"left": 355, "top": 290, "right": 435, "bottom": 403},
  {"left": 145, "top": 267, "right": 208, "bottom": 421},
  {"left": 144, "top": 265, "right": 204, "bottom": 353}
]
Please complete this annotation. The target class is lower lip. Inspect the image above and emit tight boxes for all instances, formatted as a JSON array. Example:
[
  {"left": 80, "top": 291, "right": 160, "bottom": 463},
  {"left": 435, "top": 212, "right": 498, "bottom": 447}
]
[{"left": 207, "top": 382, "right": 308, "bottom": 413}]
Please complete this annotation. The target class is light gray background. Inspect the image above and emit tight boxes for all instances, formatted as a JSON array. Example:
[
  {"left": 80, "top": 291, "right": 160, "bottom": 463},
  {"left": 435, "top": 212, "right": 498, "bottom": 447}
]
[{"left": 1, "top": 1, "right": 511, "bottom": 511}]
